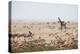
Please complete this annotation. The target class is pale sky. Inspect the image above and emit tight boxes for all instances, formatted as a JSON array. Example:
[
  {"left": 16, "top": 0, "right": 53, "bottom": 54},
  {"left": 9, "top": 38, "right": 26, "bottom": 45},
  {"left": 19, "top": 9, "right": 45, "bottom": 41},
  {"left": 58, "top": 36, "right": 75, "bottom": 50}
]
[{"left": 12, "top": 1, "right": 78, "bottom": 22}]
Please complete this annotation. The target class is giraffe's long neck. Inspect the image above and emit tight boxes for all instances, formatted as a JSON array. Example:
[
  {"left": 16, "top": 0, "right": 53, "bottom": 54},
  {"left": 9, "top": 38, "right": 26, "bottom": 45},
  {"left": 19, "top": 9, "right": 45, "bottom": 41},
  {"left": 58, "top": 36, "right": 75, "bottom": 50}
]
[{"left": 58, "top": 17, "right": 62, "bottom": 23}]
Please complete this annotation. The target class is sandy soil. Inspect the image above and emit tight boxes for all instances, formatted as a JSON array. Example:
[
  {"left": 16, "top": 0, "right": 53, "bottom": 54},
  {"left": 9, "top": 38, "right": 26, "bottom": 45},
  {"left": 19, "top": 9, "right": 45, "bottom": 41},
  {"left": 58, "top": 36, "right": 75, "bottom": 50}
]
[{"left": 10, "top": 21, "right": 78, "bottom": 52}]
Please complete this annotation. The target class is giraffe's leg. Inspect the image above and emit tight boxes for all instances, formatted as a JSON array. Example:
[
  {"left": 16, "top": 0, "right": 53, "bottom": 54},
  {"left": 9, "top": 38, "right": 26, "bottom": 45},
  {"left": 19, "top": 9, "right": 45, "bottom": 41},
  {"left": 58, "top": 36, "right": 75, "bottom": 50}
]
[
  {"left": 64, "top": 23, "right": 66, "bottom": 30},
  {"left": 62, "top": 23, "right": 66, "bottom": 31}
]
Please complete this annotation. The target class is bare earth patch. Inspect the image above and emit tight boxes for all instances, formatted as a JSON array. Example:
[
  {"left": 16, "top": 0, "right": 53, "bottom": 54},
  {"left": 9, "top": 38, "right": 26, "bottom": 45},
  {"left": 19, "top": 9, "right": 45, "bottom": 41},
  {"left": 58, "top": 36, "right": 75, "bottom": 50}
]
[{"left": 10, "top": 22, "right": 78, "bottom": 53}]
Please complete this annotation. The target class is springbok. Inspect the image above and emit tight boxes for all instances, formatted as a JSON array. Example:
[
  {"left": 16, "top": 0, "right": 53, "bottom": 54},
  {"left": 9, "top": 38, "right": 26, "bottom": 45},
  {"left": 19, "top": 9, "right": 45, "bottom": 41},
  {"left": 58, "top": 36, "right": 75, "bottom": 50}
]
[{"left": 11, "top": 31, "right": 34, "bottom": 42}]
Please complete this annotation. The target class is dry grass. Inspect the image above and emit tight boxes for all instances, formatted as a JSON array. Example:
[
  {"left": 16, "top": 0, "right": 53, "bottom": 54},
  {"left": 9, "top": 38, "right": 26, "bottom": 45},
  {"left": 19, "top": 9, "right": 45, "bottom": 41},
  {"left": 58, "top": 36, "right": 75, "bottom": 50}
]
[{"left": 10, "top": 21, "right": 78, "bottom": 53}]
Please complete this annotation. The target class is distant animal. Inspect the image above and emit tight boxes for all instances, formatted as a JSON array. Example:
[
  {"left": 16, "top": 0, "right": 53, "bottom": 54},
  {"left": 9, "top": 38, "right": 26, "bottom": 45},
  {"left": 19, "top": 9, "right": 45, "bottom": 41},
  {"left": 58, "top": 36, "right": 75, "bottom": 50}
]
[
  {"left": 58, "top": 17, "right": 66, "bottom": 30},
  {"left": 11, "top": 31, "right": 34, "bottom": 42},
  {"left": 27, "top": 31, "right": 33, "bottom": 37},
  {"left": 11, "top": 31, "right": 33, "bottom": 38}
]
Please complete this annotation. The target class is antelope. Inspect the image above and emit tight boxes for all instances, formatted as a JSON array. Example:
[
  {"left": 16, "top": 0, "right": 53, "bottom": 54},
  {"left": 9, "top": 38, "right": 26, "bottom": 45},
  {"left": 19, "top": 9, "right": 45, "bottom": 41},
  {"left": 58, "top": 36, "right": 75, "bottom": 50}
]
[{"left": 11, "top": 31, "right": 34, "bottom": 42}]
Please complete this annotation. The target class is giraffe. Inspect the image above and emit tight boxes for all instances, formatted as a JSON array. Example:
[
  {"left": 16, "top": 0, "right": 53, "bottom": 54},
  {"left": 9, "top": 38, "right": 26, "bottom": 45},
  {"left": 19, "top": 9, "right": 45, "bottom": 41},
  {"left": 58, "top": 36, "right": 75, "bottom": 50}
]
[{"left": 58, "top": 17, "right": 66, "bottom": 30}]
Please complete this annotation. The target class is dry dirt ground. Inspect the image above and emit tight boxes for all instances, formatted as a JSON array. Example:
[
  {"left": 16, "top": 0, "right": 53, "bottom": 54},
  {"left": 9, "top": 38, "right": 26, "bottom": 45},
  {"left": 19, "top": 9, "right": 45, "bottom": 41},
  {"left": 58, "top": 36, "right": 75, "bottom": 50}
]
[{"left": 10, "top": 21, "right": 78, "bottom": 53}]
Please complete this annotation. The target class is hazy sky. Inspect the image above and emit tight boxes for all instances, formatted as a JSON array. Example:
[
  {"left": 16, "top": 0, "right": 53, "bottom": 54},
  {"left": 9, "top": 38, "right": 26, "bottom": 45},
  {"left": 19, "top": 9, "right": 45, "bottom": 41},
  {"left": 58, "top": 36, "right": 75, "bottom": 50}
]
[{"left": 12, "top": 1, "right": 78, "bottom": 22}]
